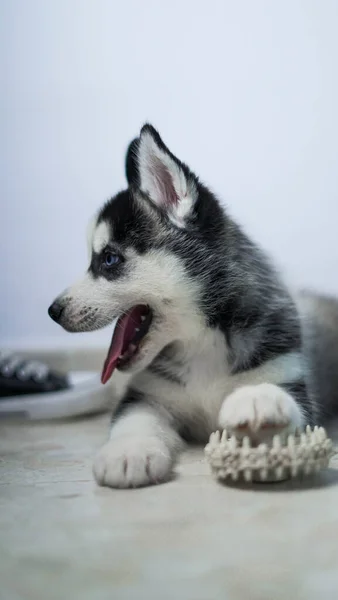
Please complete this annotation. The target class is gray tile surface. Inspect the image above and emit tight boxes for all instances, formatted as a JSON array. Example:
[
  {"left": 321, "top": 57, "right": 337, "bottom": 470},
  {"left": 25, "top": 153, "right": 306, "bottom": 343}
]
[{"left": 1, "top": 415, "right": 338, "bottom": 600}]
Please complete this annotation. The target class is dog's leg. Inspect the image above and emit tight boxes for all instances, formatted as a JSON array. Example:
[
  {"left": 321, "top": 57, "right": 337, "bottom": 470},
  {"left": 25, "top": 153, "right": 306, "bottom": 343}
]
[
  {"left": 93, "top": 391, "right": 182, "bottom": 488},
  {"left": 218, "top": 383, "right": 305, "bottom": 443}
]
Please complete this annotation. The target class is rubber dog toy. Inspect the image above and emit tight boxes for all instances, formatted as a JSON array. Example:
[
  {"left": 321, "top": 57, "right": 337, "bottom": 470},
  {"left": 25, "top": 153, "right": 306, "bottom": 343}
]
[{"left": 205, "top": 426, "right": 334, "bottom": 483}]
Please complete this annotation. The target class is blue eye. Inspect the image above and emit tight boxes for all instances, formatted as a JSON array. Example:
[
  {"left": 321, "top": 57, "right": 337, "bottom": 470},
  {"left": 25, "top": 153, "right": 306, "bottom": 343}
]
[{"left": 104, "top": 252, "right": 120, "bottom": 267}]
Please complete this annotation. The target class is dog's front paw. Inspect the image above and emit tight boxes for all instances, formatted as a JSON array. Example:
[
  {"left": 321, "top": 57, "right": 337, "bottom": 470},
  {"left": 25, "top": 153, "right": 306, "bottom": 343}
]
[
  {"left": 218, "top": 383, "right": 304, "bottom": 443},
  {"left": 93, "top": 436, "right": 173, "bottom": 489}
]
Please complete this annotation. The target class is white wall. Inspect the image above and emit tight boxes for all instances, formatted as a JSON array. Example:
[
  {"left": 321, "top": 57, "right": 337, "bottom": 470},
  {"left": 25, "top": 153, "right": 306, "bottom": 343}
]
[{"left": 1, "top": 0, "right": 338, "bottom": 349}]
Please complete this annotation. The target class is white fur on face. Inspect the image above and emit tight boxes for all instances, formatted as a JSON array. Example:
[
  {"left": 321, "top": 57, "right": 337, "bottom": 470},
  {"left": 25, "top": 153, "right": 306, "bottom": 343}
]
[
  {"left": 138, "top": 130, "right": 197, "bottom": 228},
  {"left": 57, "top": 246, "right": 204, "bottom": 369},
  {"left": 92, "top": 220, "right": 110, "bottom": 254},
  {"left": 86, "top": 213, "right": 98, "bottom": 261}
]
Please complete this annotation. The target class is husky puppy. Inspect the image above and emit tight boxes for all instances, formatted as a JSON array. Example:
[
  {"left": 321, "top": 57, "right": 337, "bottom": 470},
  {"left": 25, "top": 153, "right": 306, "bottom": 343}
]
[{"left": 48, "top": 124, "right": 338, "bottom": 488}]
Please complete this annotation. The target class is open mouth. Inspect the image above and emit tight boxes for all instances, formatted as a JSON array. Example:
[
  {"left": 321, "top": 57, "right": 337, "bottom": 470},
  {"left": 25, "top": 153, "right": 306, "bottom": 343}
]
[{"left": 101, "top": 305, "right": 153, "bottom": 384}]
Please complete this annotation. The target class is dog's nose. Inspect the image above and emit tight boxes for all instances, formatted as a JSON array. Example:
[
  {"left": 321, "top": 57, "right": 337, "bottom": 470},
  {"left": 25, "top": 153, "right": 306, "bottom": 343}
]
[{"left": 48, "top": 301, "right": 64, "bottom": 323}]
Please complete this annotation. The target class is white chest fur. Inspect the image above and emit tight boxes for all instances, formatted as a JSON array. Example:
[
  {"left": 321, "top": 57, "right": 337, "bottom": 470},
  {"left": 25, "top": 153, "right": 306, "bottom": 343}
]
[
  {"left": 131, "top": 327, "right": 304, "bottom": 441},
  {"left": 134, "top": 329, "right": 233, "bottom": 438}
]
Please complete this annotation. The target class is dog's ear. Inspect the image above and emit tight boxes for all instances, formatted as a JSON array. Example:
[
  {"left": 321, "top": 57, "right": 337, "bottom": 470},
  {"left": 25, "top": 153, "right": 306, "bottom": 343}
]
[
  {"left": 125, "top": 138, "right": 140, "bottom": 186},
  {"left": 136, "top": 124, "right": 198, "bottom": 226}
]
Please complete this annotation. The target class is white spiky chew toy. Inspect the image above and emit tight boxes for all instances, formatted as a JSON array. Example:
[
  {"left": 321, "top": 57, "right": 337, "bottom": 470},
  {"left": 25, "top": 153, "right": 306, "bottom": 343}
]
[{"left": 205, "top": 426, "right": 334, "bottom": 483}]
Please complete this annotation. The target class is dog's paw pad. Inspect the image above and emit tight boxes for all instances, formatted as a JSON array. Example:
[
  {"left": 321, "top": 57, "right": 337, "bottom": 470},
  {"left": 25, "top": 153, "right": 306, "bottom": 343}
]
[
  {"left": 93, "top": 436, "right": 172, "bottom": 489},
  {"left": 218, "top": 383, "right": 303, "bottom": 442}
]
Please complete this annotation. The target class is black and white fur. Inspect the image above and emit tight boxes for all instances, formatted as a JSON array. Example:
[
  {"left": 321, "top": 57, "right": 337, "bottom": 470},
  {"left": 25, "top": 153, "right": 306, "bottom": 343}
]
[{"left": 49, "top": 124, "right": 338, "bottom": 488}]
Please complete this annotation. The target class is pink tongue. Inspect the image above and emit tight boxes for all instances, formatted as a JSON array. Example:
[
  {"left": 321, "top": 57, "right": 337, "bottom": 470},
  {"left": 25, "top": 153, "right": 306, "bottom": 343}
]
[{"left": 101, "top": 307, "right": 144, "bottom": 384}]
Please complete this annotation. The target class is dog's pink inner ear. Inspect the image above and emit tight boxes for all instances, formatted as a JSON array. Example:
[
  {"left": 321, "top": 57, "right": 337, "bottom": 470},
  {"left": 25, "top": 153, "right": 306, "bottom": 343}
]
[
  {"left": 137, "top": 128, "right": 196, "bottom": 223},
  {"left": 149, "top": 155, "right": 179, "bottom": 207}
]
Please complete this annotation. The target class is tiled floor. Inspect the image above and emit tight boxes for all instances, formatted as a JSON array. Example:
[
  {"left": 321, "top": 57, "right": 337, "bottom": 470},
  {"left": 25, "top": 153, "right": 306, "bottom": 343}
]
[{"left": 1, "top": 414, "right": 338, "bottom": 600}]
